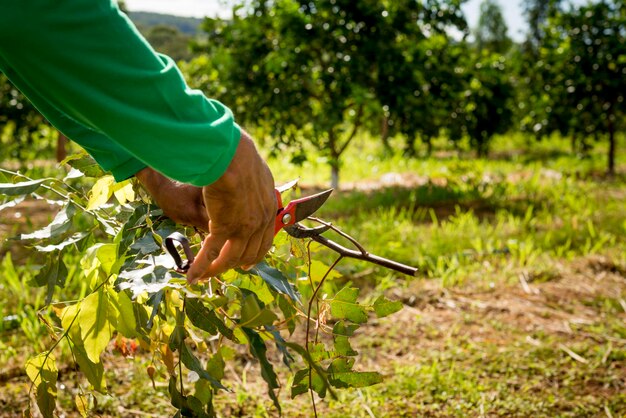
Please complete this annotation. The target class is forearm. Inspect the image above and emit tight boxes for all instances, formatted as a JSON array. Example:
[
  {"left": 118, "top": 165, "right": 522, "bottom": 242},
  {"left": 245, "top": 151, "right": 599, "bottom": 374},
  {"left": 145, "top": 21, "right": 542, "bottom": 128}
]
[{"left": 0, "top": 0, "right": 238, "bottom": 186}]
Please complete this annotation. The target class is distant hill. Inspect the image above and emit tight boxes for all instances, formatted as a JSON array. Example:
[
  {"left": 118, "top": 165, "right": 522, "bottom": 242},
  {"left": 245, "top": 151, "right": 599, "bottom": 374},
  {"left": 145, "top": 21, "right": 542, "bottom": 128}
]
[{"left": 128, "top": 11, "right": 203, "bottom": 34}]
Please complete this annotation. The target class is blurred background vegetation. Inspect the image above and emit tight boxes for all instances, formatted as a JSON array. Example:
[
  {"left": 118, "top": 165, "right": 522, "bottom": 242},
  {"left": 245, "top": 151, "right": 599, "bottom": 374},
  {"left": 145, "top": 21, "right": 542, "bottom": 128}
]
[{"left": 2, "top": 0, "right": 624, "bottom": 188}]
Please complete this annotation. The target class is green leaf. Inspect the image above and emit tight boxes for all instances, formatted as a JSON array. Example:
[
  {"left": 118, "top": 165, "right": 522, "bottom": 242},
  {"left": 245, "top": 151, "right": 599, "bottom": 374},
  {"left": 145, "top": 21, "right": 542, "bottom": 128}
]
[
  {"left": 0, "top": 178, "right": 46, "bottom": 196},
  {"left": 206, "top": 348, "right": 226, "bottom": 382},
  {"left": 75, "top": 393, "right": 89, "bottom": 418},
  {"left": 373, "top": 295, "right": 403, "bottom": 318},
  {"left": 30, "top": 252, "right": 68, "bottom": 305},
  {"left": 168, "top": 375, "right": 190, "bottom": 413},
  {"left": 285, "top": 342, "right": 334, "bottom": 399},
  {"left": 290, "top": 369, "right": 310, "bottom": 398},
  {"left": 240, "top": 293, "right": 277, "bottom": 328},
  {"left": 310, "top": 343, "right": 333, "bottom": 362},
  {"left": 186, "top": 299, "right": 217, "bottom": 335},
  {"left": 35, "top": 232, "right": 89, "bottom": 252},
  {"left": 168, "top": 324, "right": 186, "bottom": 352},
  {"left": 278, "top": 295, "right": 297, "bottom": 335},
  {"left": 334, "top": 335, "right": 358, "bottom": 357},
  {"left": 185, "top": 298, "right": 235, "bottom": 341},
  {"left": 242, "top": 328, "right": 280, "bottom": 411},
  {"left": 118, "top": 256, "right": 182, "bottom": 298},
  {"left": 72, "top": 343, "right": 106, "bottom": 392},
  {"left": 266, "top": 325, "right": 294, "bottom": 367},
  {"left": 129, "top": 234, "right": 161, "bottom": 255},
  {"left": 328, "top": 286, "right": 368, "bottom": 324},
  {"left": 305, "top": 260, "right": 343, "bottom": 282},
  {"left": 63, "top": 153, "right": 105, "bottom": 178},
  {"left": 236, "top": 274, "right": 274, "bottom": 305},
  {"left": 0, "top": 195, "right": 24, "bottom": 211},
  {"left": 333, "top": 321, "right": 359, "bottom": 337},
  {"left": 328, "top": 358, "right": 383, "bottom": 388},
  {"left": 78, "top": 289, "right": 115, "bottom": 364},
  {"left": 26, "top": 353, "right": 59, "bottom": 416},
  {"left": 181, "top": 344, "right": 228, "bottom": 390},
  {"left": 109, "top": 289, "right": 137, "bottom": 338},
  {"left": 21, "top": 203, "right": 75, "bottom": 240},
  {"left": 87, "top": 176, "right": 115, "bottom": 210},
  {"left": 250, "top": 262, "right": 301, "bottom": 303}
]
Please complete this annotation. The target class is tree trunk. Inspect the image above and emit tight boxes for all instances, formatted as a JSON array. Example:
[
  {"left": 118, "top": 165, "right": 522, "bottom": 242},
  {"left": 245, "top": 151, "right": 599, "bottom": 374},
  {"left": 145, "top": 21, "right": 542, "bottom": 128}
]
[
  {"left": 607, "top": 117, "right": 615, "bottom": 175},
  {"left": 56, "top": 133, "right": 67, "bottom": 162},
  {"left": 328, "top": 129, "right": 340, "bottom": 190},
  {"left": 330, "top": 162, "right": 339, "bottom": 190},
  {"left": 381, "top": 114, "right": 390, "bottom": 152}
]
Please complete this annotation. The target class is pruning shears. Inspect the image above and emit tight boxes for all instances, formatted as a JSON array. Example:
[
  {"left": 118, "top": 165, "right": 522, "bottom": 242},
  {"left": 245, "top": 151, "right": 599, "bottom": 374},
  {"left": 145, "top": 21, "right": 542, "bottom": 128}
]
[
  {"left": 165, "top": 182, "right": 418, "bottom": 277},
  {"left": 165, "top": 183, "right": 332, "bottom": 273}
]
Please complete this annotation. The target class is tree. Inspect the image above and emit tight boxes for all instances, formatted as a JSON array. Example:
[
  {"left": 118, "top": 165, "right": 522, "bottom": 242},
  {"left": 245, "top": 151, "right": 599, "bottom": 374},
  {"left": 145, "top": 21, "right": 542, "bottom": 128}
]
[
  {"left": 143, "top": 24, "right": 193, "bottom": 62},
  {"left": 457, "top": 50, "right": 515, "bottom": 156},
  {"left": 474, "top": 0, "right": 512, "bottom": 54},
  {"left": 540, "top": 0, "right": 626, "bottom": 173},
  {"left": 0, "top": 73, "right": 52, "bottom": 161},
  {"left": 188, "top": 0, "right": 471, "bottom": 186},
  {"left": 372, "top": 1, "right": 468, "bottom": 156}
]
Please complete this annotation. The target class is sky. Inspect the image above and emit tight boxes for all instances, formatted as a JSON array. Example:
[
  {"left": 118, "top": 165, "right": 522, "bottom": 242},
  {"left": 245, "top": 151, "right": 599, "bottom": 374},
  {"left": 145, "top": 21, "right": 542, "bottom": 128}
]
[{"left": 124, "top": 0, "right": 530, "bottom": 41}]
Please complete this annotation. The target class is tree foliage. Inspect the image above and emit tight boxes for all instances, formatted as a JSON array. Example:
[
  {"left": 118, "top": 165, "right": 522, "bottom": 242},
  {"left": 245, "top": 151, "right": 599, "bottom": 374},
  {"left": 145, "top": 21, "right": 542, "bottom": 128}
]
[{"left": 534, "top": 0, "right": 626, "bottom": 172}]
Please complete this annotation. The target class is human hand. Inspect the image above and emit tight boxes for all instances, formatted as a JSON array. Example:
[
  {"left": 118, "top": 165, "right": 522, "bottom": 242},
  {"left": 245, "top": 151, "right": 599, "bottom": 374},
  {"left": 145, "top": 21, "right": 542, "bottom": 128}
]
[
  {"left": 187, "top": 130, "right": 276, "bottom": 283},
  {"left": 135, "top": 167, "right": 209, "bottom": 232}
]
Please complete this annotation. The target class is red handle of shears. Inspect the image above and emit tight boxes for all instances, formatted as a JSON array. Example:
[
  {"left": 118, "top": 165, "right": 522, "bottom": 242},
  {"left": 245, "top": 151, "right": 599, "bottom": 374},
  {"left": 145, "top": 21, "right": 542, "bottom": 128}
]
[{"left": 274, "top": 189, "right": 297, "bottom": 235}]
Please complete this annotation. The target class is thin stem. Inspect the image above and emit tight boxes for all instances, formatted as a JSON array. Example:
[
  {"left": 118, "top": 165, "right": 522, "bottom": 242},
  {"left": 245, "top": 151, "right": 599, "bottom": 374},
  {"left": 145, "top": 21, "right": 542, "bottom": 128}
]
[
  {"left": 28, "top": 308, "right": 80, "bottom": 396},
  {"left": 305, "top": 254, "right": 343, "bottom": 418},
  {"left": 308, "top": 217, "right": 368, "bottom": 255}
]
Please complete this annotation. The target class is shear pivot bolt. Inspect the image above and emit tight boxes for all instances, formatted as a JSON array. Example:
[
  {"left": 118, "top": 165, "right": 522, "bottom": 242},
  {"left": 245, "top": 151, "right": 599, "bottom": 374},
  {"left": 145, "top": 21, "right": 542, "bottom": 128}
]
[{"left": 282, "top": 213, "right": 292, "bottom": 225}]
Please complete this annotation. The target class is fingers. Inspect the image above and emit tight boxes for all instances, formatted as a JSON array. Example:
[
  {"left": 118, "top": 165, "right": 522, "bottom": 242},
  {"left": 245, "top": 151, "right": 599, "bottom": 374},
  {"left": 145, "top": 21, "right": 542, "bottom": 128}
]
[
  {"left": 188, "top": 218, "right": 274, "bottom": 281},
  {"left": 241, "top": 221, "right": 275, "bottom": 270},
  {"left": 186, "top": 232, "right": 227, "bottom": 283}
]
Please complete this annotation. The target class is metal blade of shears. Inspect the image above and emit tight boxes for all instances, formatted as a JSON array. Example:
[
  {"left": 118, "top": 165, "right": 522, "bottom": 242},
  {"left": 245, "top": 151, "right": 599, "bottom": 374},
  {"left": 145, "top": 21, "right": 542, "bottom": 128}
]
[{"left": 274, "top": 188, "right": 333, "bottom": 235}]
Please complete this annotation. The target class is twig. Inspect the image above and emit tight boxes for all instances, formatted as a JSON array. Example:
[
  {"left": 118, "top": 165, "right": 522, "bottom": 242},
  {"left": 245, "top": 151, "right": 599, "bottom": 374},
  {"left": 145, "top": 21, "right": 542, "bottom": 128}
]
[
  {"left": 305, "top": 253, "right": 343, "bottom": 418},
  {"left": 308, "top": 230, "right": 417, "bottom": 277}
]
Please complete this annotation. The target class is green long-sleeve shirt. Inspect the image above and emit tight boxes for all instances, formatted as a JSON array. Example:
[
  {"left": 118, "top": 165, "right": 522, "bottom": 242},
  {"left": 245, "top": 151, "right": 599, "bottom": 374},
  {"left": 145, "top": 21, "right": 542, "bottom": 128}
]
[{"left": 0, "top": 0, "right": 240, "bottom": 186}]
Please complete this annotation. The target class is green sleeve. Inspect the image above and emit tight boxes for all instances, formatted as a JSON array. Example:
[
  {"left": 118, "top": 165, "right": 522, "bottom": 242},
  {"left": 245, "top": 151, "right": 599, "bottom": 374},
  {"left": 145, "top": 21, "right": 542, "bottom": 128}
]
[
  {"left": 0, "top": 0, "right": 240, "bottom": 186},
  {"left": 0, "top": 57, "right": 146, "bottom": 181}
]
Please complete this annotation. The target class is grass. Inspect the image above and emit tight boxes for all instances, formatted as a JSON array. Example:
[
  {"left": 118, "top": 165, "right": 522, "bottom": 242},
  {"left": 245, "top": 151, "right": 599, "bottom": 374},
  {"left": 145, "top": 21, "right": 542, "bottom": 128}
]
[{"left": 1, "top": 132, "right": 626, "bottom": 416}]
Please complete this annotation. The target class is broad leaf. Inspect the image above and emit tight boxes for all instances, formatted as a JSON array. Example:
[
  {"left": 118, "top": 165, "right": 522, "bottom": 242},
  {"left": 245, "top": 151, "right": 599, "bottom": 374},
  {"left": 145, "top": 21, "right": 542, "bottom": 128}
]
[
  {"left": 240, "top": 293, "right": 277, "bottom": 328},
  {"left": 0, "top": 178, "right": 46, "bottom": 196},
  {"left": 278, "top": 295, "right": 297, "bottom": 335},
  {"left": 78, "top": 289, "right": 115, "bottom": 363},
  {"left": 373, "top": 295, "right": 403, "bottom": 318},
  {"left": 185, "top": 298, "right": 236, "bottom": 341},
  {"left": 250, "top": 262, "right": 301, "bottom": 303},
  {"left": 328, "top": 286, "right": 368, "bottom": 324},
  {"left": 72, "top": 343, "right": 106, "bottom": 392},
  {"left": 112, "top": 180, "right": 135, "bottom": 205},
  {"left": 30, "top": 252, "right": 68, "bottom": 305},
  {"left": 21, "top": 203, "right": 75, "bottom": 240},
  {"left": 242, "top": 328, "right": 280, "bottom": 411},
  {"left": 328, "top": 358, "right": 383, "bottom": 388},
  {"left": 35, "top": 232, "right": 88, "bottom": 252},
  {"left": 186, "top": 298, "right": 217, "bottom": 335},
  {"left": 0, "top": 195, "right": 24, "bottom": 211},
  {"left": 86, "top": 176, "right": 115, "bottom": 210},
  {"left": 25, "top": 353, "right": 58, "bottom": 418},
  {"left": 181, "top": 344, "right": 228, "bottom": 390},
  {"left": 63, "top": 153, "right": 105, "bottom": 178},
  {"left": 109, "top": 289, "right": 137, "bottom": 338}
]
